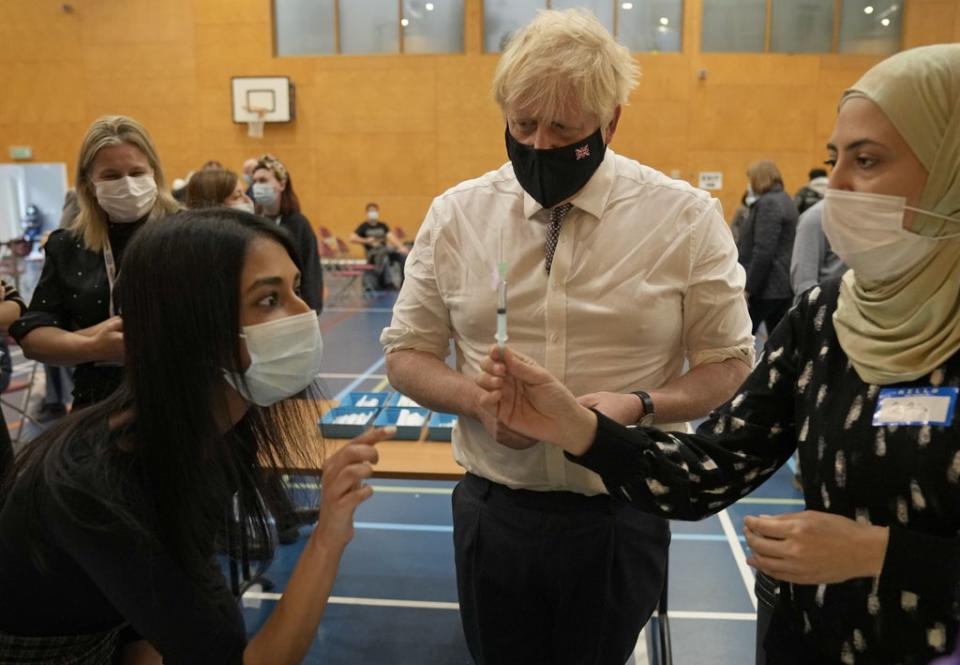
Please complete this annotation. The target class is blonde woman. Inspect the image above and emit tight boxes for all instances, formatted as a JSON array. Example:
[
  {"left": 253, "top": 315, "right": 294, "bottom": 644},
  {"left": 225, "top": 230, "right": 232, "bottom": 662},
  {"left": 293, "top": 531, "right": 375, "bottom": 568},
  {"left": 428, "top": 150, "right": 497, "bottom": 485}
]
[{"left": 11, "top": 115, "right": 180, "bottom": 409}]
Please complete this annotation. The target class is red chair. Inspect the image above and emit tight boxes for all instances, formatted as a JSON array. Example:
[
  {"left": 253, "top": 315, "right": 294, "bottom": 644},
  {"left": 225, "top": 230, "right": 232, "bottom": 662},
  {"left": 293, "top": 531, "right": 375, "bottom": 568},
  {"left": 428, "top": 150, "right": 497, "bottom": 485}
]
[{"left": 318, "top": 238, "right": 336, "bottom": 259}]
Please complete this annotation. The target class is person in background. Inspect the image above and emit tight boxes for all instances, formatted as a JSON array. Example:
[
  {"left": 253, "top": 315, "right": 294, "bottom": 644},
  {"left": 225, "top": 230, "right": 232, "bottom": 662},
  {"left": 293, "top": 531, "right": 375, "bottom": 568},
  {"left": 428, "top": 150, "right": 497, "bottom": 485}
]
[
  {"left": 241, "top": 157, "right": 259, "bottom": 187},
  {"left": 250, "top": 154, "right": 323, "bottom": 313},
  {"left": 789, "top": 199, "right": 847, "bottom": 303},
  {"left": 171, "top": 173, "right": 191, "bottom": 204},
  {"left": 738, "top": 160, "right": 798, "bottom": 335},
  {"left": 350, "top": 202, "right": 408, "bottom": 291},
  {"left": 474, "top": 43, "right": 960, "bottom": 665},
  {"left": 794, "top": 167, "right": 829, "bottom": 215},
  {"left": 0, "top": 209, "right": 392, "bottom": 664},
  {"left": 11, "top": 115, "right": 181, "bottom": 410},
  {"left": 382, "top": 10, "right": 753, "bottom": 664},
  {"left": 0, "top": 281, "right": 28, "bottom": 482},
  {"left": 730, "top": 188, "right": 757, "bottom": 244},
  {"left": 185, "top": 168, "right": 255, "bottom": 213}
]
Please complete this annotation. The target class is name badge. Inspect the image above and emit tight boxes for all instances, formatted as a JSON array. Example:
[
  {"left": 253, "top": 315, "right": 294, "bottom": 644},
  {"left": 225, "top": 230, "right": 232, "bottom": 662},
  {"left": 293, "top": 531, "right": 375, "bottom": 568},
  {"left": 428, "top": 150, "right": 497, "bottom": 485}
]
[{"left": 873, "top": 387, "right": 958, "bottom": 427}]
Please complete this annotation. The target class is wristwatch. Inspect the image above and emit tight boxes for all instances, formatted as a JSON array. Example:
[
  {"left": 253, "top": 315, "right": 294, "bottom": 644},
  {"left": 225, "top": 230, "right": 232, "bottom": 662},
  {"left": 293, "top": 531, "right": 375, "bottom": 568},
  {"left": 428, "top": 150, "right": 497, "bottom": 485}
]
[{"left": 631, "top": 390, "right": 656, "bottom": 426}]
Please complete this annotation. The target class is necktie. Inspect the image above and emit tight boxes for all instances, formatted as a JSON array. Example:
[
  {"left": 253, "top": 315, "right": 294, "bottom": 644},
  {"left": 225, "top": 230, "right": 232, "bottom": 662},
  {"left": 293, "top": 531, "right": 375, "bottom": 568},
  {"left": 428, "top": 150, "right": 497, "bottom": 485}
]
[{"left": 545, "top": 203, "right": 573, "bottom": 274}]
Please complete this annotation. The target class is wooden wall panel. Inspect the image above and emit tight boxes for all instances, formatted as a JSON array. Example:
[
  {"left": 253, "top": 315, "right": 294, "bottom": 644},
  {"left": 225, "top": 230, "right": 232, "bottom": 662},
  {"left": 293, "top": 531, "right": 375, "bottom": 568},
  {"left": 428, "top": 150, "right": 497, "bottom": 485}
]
[
  {"left": 903, "top": 0, "right": 959, "bottom": 46},
  {"left": 0, "top": 0, "right": 957, "bottom": 253}
]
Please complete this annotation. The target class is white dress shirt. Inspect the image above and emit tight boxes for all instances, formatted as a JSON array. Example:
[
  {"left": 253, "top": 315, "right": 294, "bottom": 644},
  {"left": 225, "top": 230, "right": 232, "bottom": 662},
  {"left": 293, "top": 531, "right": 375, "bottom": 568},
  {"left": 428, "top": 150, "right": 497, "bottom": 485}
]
[{"left": 381, "top": 148, "right": 753, "bottom": 495}]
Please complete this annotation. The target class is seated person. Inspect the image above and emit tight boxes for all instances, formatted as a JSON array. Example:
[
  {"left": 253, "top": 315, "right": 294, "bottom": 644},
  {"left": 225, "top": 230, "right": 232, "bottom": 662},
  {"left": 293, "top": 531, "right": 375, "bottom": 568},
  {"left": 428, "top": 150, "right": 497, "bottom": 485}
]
[
  {"left": 0, "top": 209, "right": 393, "bottom": 664},
  {"left": 350, "top": 202, "right": 408, "bottom": 291}
]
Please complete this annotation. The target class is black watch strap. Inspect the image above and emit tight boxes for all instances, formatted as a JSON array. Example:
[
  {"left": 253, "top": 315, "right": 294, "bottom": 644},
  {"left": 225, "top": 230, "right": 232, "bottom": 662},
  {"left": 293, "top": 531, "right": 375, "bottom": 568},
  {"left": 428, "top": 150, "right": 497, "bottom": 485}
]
[{"left": 631, "top": 390, "right": 655, "bottom": 426}]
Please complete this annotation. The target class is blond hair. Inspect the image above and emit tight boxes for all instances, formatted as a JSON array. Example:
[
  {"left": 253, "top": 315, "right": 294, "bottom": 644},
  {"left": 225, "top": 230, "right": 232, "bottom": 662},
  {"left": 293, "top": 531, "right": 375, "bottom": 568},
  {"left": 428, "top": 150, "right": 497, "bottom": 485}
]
[
  {"left": 74, "top": 115, "right": 181, "bottom": 252},
  {"left": 747, "top": 160, "right": 784, "bottom": 196},
  {"left": 492, "top": 9, "right": 639, "bottom": 127}
]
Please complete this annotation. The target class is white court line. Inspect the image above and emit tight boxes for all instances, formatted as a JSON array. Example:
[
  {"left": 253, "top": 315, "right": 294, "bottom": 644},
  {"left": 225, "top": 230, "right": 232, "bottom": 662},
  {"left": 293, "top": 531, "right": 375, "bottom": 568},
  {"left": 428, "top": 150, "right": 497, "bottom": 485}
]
[
  {"left": 242, "top": 591, "right": 756, "bottom": 621},
  {"left": 333, "top": 356, "right": 388, "bottom": 403},
  {"left": 632, "top": 624, "right": 650, "bottom": 665},
  {"left": 318, "top": 372, "right": 387, "bottom": 380},
  {"left": 718, "top": 509, "right": 757, "bottom": 610},
  {"left": 244, "top": 592, "right": 458, "bottom": 610}
]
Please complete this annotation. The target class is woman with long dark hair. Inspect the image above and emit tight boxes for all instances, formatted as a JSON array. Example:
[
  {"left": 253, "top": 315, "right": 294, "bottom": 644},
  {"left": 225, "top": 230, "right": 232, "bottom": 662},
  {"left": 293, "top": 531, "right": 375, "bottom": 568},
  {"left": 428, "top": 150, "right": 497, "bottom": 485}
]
[{"left": 0, "top": 209, "right": 392, "bottom": 664}]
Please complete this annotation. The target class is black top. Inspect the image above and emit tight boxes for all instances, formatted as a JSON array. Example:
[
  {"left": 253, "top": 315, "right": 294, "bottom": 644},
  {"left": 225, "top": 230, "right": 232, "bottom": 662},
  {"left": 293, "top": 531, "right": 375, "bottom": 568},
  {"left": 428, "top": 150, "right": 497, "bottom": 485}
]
[
  {"left": 570, "top": 279, "right": 960, "bottom": 665},
  {"left": 0, "top": 424, "right": 246, "bottom": 664},
  {"left": 738, "top": 184, "right": 798, "bottom": 300},
  {"left": 10, "top": 223, "right": 145, "bottom": 407},
  {"left": 354, "top": 221, "right": 390, "bottom": 261},
  {"left": 278, "top": 212, "right": 323, "bottom": 313}
]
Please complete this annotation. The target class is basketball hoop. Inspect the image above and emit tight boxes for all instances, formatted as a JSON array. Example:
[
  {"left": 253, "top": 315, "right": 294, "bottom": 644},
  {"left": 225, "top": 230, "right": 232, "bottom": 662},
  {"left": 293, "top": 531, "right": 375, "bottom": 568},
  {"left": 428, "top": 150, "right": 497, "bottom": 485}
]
[{"left": 245, "top": 106, "right": 268, "bottom": 139}]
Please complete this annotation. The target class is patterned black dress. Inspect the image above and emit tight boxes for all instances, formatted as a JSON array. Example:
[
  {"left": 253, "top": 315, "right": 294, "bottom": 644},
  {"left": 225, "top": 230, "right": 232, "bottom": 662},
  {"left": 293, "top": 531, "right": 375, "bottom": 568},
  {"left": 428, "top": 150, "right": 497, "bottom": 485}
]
[{"left": 570, "top": 278, "right": 960, "bottom": 664}]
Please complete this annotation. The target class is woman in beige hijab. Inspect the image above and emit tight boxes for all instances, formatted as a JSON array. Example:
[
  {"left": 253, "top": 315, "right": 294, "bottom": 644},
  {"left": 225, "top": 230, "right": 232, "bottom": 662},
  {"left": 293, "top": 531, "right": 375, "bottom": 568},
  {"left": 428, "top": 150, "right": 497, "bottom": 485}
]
[{"left": 473, "top": 44, "right": 960, "bottom": 665}]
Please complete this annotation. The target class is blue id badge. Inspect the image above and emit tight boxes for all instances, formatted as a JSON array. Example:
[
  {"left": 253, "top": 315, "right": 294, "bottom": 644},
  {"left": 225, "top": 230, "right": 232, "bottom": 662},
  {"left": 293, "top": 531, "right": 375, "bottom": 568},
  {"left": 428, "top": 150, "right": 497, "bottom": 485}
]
[{"left": 873, "top": 387, "right": 958, "bottom": 427}]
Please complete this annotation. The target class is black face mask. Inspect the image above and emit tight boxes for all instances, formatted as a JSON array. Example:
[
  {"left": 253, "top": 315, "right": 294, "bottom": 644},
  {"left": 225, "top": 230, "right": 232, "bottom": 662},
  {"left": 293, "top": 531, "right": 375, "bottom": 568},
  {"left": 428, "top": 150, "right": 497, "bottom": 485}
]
[{"left": 505, "top": 126, "right": 607, "bottom": 209}]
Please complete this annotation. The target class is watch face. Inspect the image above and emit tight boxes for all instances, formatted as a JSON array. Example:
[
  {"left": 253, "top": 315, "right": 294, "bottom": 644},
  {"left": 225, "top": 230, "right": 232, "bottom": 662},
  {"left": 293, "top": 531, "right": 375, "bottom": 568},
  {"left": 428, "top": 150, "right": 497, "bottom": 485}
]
[{"left": 639, "top": 413, "right": 656, "bottom": 427}]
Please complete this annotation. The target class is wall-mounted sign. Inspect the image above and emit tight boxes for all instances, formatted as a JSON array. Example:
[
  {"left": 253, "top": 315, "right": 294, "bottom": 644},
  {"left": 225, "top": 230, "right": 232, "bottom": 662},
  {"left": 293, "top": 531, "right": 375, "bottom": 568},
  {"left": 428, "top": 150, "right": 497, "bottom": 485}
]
[
  {"left": 8, "top": 146, "right": 32, "bottom": 161},
  {"left": 698, "top": 171, "right": 723, "bottom": 190}
]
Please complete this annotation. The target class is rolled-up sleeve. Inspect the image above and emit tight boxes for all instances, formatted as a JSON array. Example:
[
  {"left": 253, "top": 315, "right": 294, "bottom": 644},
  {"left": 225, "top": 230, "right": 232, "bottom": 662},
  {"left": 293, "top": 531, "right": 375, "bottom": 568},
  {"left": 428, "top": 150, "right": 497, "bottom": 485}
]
[
  {"left": 380, "top": 206, "right": 453, "bottom": 359},
  {"left": 683, "top": 201, "right": 755, "bottom": 369}
]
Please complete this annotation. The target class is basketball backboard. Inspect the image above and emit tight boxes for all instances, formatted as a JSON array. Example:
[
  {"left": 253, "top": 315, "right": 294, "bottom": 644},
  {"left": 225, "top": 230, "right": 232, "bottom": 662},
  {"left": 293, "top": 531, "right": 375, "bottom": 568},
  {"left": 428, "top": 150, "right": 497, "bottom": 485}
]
[{"left": 231, "top": 76, "right": 295, "bottom": 123}]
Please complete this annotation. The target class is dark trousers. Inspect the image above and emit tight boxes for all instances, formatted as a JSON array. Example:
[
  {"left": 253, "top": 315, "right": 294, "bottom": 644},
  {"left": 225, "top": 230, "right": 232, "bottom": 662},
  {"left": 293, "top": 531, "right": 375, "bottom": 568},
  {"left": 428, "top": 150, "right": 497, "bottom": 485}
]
[
  {"left": 748, "top": 297, "right": 791, "bottom": 336},
  {"left": 755, "top": 572, "right": 779, "bottom": 664},
  {"left": 452, "top": 473, "right": 670, "bottom": 665},
  {"left": 0, "top": 413, "right": 12, "bottom": 485}
]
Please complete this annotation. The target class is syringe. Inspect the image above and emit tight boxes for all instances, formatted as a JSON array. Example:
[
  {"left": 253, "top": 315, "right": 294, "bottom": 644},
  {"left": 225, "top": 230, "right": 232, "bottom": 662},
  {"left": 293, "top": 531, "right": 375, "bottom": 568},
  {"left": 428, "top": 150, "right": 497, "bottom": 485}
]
[
  {"left": 496, "top": 263, "right": 507, "bottom": 353},
  {"left": 495, "top": 226, "right": 507, "bottom": 354}
]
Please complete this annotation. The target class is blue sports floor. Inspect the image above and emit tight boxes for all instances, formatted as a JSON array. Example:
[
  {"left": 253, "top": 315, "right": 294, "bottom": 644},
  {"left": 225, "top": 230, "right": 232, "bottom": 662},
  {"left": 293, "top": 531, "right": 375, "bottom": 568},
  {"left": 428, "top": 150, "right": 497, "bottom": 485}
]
[{"left": 235, "top": 287, "right": 804, "bottom": 664}]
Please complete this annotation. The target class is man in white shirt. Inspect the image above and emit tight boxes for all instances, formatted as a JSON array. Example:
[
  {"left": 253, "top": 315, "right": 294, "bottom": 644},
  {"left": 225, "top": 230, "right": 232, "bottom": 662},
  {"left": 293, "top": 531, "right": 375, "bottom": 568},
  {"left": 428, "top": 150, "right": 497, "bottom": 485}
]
[{"left": 381, "top": 9, "right": 753, "bottom": 664}]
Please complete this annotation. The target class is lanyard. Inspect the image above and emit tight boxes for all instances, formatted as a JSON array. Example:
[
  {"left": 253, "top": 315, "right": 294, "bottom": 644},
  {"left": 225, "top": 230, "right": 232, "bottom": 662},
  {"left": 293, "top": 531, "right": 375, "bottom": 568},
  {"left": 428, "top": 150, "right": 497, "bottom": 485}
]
[{"left": 103, "top": 239, "right": 118, "bottom": 317}]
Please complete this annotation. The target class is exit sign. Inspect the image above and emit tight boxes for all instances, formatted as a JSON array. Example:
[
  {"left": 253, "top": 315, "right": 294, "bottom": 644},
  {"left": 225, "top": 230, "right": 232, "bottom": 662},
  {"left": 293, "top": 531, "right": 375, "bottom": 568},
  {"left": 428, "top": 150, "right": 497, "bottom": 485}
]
[{"left": 9, "top": 146, "right": 32, "bottom": 160}]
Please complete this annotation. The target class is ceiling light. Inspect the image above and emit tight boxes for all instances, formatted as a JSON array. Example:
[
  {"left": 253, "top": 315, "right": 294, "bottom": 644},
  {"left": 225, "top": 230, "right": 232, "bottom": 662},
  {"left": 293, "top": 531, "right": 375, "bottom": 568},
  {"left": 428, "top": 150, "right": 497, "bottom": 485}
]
[
  {"left": 425, "top": 2, "right": 434, "bottom": 10},
  {"left": 863, "top": 5, "right": 874, "bottom": 14},
  {"left": 401, "top": 18, "right": 409, "bottom": 26},
  {"left": 881, "top": 17, "right": 891, "bottom": 25},
  {"left": 621, "top": 2, "right": 633, "bottom": 10},
  {"left": 659, "top": 17, "right": 669, "bottom": 25}
]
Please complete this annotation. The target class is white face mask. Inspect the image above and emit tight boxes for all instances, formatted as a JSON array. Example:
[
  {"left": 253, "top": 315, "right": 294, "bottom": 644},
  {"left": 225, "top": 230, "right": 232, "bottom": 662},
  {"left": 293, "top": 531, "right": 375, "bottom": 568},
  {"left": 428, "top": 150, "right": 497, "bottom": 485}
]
[
  {"left": 230, "top": 200, "right": 256, "bottom": 215},
  {"left": 822, "top": 189, "right": 960, "bottom": 283},
  {"left": 95, "top": 175, "right": 158, "bottom": 223},
  {"left": 367, "top": 209, "right": 379, "bottom": 220},
  {"left": 252, "top": 183, "right": 278, "bottom": 210},
  {"left": 223, "top": 311, "right": 323, "bottom": 407}
]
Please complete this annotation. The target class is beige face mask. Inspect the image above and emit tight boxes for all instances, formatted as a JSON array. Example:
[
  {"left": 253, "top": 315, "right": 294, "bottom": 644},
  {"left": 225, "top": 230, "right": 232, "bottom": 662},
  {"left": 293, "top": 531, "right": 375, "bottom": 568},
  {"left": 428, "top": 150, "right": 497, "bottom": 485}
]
[
  {"left": 823, "top": 189, "right": 960, "bottom": 283},
  {"left": 95, "top": 175, "right": 158, "bottom": 223}
]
